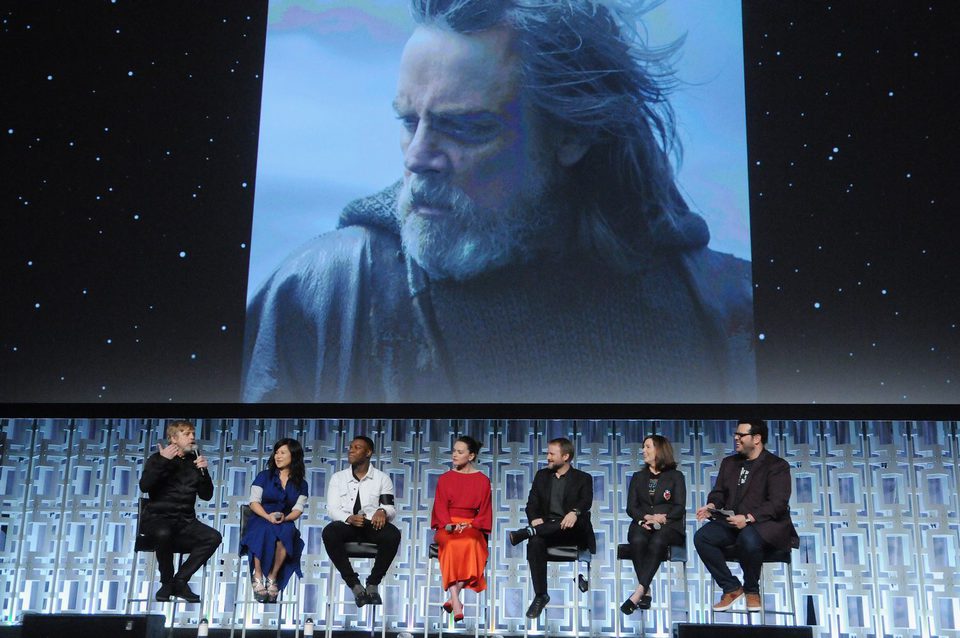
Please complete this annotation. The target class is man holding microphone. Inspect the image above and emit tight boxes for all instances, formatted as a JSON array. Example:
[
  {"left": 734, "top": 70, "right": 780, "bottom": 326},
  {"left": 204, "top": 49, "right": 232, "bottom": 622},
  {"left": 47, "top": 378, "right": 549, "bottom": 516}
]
[{"left": 138, "top": 420, "right": 222, "bottom": 602}]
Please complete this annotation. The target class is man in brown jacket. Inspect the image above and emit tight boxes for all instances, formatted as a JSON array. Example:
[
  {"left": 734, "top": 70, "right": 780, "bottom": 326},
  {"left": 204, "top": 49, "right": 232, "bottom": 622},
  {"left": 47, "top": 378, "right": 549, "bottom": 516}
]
[{"left": 694, "top": 419, "right": 799, "bottom": 612}]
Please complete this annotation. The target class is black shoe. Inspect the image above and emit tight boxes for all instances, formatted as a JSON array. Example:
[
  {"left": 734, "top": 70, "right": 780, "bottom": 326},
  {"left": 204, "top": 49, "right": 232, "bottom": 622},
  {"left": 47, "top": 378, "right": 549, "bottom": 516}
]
[
  {"left": 525, "top": 594, "right": 550, "bottom": 619},
  {"left": 155, "top": 582, "right": 174, "bottom": 602},
  {"left": 351, "top": 584, "right": 369, "bottom": 608},
  {"left": 365, "top": 584, "right": 382, "bottom": 606},
  {"left": 620, "top": 598, "right": 638, "bottom": 615},
  {"left": 172, "top": 580, "right": 201, "bottom": 603},
  {"left": 509, "top": 528, "right": 531, "bottom": 546},
  {"left": 638, "top": 594, "right": 652, "bottom": 610},
  {"left": 578, "top": 573, "right": 589, "bottom": 593}
]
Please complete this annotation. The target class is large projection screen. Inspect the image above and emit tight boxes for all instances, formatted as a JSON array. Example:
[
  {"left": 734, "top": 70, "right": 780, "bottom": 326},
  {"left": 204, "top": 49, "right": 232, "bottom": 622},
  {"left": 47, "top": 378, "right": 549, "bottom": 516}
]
[{"left": 1, "top": 1, "right": 957, "bottom": 407}]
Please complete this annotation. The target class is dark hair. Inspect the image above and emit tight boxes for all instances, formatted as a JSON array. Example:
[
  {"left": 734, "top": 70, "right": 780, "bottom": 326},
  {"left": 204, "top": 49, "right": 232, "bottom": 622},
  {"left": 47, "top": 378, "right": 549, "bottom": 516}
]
[
  {"left": 409, "top": 0, "right": 695, "bottom": 272},
  {"left": 455, "top": 435, "right": 482, "bottom": 459},
  {"left": 269, "top": 438, "right": 306, "bottom": 488},
  {"left": 643, "top": 434, "right": 677, "bottom": 472},
  {"left": 549, "top": 437, "right": 575, "bottom": 462},
  {"left": 353, "top": 435, "right": 376, "bottom": 455},
  {"left": 738, "top": 419, "right": 768, "bottom": 445}
]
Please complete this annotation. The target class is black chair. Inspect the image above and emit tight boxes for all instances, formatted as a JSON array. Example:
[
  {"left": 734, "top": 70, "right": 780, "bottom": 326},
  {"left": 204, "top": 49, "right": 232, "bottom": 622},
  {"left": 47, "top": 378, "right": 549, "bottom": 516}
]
[
  {"left": 524, "top": 545, "right": 592, "bottom": 638},
  {"left": 124, "top": 498, "right": 187, "bottom": 634},
  {"left": 709, "top": 545, "right": 797, "bottom": 625},
  {"left": 423, "top": 542, "right": 486, "bottom": 638},
  {"left": 230, "top": 504, "right": 302, "bottom": 638},
  {"left": 613, "top": 542, "right": 688, "bottom": 637},
  {"left": 323, "top": 541, "right": 387, "bottom": 638}
]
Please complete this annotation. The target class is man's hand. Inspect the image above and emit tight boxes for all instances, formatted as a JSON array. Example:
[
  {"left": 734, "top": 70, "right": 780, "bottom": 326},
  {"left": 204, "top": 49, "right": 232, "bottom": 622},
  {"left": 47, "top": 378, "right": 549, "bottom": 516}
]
[
  {"left": 727, "top": 514, "right": 748, "bottom": 529},
  {"left": 346, "top": 514, "right": 367, "bottom": 527},
  {"left": 695, "top": 503, "right": 716, "bottom": 522},
  {"left": 560, "top": 511, "right": 578, "bottom": 530},
  {"left": 530, "top": 518, "right": 544, "bottom": 527},
  {"left": 194, "top": 455, "right": 208, "bottom": 471},
  {"left": 371, "top": 508, "right": 387, "bottom": 530},
  {"left": 158, "top": 442, "right": 179, "bottom": 460}
]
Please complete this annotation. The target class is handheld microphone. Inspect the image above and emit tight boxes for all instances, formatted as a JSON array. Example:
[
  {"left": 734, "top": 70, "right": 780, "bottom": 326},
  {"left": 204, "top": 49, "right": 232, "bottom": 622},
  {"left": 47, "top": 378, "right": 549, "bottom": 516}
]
[{"left": 195, "top": 444, "right": 208, "bottom": 477}]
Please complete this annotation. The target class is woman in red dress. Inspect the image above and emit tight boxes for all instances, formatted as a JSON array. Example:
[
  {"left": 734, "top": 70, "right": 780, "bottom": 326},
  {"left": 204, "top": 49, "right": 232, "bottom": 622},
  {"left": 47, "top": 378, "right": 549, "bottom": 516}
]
[{"left": 431, "top": 435, "right": 492, "bottom": 622}]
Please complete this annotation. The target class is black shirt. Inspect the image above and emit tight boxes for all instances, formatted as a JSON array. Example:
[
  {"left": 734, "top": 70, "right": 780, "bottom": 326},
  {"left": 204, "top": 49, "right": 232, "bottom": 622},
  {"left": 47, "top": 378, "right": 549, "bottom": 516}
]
[
  {"left": 139, "top": 451, "right": 214, "bottom": 523},
  {"left": 549, "top": 471, "right": 569, "bottom": 519}
]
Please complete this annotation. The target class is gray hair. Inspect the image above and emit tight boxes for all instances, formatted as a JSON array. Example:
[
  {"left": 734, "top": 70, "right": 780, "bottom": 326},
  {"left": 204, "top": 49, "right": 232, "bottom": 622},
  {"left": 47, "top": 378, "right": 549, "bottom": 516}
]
[{"left": 409, "top": 0, "right": 698, "bottom": 272}]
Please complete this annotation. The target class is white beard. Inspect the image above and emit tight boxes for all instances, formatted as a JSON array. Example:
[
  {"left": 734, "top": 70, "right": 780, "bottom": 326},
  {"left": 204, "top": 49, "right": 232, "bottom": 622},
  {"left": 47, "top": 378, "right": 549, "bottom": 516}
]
[{"left": 396, "top": 175, "right": 556, "bottom": 281}]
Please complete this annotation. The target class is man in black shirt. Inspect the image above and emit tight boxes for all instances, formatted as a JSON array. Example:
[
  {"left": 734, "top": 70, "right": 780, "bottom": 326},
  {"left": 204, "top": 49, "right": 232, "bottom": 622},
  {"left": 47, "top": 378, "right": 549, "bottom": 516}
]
[
  {"left": 138, "top": 420, "right": 222, "bottom": 602},
  {"left": 509, "top": 437, "right": 596, "bottom": 618}
]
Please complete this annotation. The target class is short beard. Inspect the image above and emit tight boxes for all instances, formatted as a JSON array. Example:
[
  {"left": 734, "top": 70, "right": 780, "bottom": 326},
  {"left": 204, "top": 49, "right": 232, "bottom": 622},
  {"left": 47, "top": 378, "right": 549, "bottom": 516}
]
[{"left": 396, "top": 173, "right": 560, "bottom": 281}]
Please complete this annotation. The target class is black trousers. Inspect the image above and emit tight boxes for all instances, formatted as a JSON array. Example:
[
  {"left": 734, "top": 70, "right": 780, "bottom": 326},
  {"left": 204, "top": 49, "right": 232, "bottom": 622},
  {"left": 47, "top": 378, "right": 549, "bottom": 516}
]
[
  {"left": 625, "top": 521, "right": 684, "bottom": 590},
  {"left": 322, "top": 521, "right": 401, "bottom": 587},
  {"left": 526, "top": 519, "right": 591, "bottom": 596},
  {"left": 144, "top": 517, "right": 222, "bottom": 585}
]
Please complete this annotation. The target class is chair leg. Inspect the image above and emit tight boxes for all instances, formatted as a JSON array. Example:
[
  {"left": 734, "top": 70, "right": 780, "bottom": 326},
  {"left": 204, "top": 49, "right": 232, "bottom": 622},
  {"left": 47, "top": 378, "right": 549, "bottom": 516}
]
[
  {"left": 424, "top": 558, "right": 432, "bottom": 638},
  {"left": 614, "top": 556, "right": 621, "bottom": 638},
  {"left": 758, "top": 564, "right": 765, "bottom": 626}
]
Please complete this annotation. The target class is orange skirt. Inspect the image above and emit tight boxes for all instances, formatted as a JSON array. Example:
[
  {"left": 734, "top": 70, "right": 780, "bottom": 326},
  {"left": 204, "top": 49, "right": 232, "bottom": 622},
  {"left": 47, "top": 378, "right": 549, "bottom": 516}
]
[{"left": 434, "top": 516, "right": 488, "bottom": 592}]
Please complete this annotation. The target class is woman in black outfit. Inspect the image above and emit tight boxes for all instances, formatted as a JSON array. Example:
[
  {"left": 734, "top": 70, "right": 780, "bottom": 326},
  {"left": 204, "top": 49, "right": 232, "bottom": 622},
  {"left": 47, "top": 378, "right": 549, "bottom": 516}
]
[{"left": 621, "top": 434, "right": 686, "bottom": 614}]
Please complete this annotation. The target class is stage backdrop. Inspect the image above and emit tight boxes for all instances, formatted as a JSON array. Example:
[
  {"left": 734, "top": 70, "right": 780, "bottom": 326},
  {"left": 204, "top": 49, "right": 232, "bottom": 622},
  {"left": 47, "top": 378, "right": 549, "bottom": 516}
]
[{"left": 0, "top": 420, "right": 957, "bottom": 638}]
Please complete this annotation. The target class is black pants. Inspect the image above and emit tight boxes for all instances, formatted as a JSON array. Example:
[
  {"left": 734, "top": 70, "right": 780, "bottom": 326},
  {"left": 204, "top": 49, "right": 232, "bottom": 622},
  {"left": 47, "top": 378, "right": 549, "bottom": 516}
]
[
  {"left": 144, "top": 517, "right": 222, "bottom": 585},
  {"left": 527, "top": 519, "right": 591, "bottom": 596},
  {"left": 625, "top": 521, "right": 684, "bottom": 590},
  {"left": 322, "top": 521, "right": 401, "bottom": 588}
]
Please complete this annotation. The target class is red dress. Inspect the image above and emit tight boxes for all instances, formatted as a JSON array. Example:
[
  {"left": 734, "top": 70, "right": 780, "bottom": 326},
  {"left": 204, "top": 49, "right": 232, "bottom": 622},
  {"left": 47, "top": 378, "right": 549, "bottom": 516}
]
[{"left": 431, "top": 470, "right": 492, "bottom": 591}]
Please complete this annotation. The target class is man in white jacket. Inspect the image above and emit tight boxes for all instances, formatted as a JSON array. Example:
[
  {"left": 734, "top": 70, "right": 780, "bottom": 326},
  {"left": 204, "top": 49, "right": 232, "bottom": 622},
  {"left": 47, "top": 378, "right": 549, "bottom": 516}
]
[{"left": 323, "top": 436, "right": 400, "bottom": 606}]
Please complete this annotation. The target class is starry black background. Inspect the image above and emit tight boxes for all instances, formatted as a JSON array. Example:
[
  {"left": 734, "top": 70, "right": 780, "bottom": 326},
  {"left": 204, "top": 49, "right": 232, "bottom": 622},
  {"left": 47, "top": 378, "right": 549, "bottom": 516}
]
[
  {"left": 1, "top": 1, "right": 958, "bottom": 407},
  {"left": 744, "top": 1, "right": 959, "bottom": 404},
  {"left": 1, "top": 2, "right": 266, "bottom": 402}
]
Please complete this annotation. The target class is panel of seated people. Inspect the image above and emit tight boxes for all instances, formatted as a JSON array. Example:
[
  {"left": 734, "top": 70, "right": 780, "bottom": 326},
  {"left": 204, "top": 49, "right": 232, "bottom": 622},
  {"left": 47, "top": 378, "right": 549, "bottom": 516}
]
[{"left": 0, "top": 418, "right": 957, "bottom": 638}]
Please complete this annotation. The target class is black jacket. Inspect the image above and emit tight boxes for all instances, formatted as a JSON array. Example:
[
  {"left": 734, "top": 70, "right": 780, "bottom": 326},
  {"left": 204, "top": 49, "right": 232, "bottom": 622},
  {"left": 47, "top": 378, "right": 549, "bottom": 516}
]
[
  {"left": 525, "top": 466, "right": 597, "bottom": 553},
  {"left": 626, "top": 467, "right": 686, "bottom": 536},
  {"left": 139, "top": 452, "right": 214, "bottom": 523}
]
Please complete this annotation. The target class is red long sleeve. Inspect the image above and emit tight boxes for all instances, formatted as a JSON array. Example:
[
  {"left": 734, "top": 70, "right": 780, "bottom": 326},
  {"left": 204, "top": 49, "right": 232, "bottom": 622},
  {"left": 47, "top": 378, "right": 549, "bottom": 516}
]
[{"left": 430, "top": 471, "right": 492, "bottom": 532}]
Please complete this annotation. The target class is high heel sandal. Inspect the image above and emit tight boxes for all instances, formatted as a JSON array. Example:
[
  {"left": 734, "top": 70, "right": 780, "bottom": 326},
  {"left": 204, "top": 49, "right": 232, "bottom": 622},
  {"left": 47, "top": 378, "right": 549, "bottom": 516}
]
[
  {"left": 441, "top": 601, "right": 454, "bottom": 614},
  {"left": 265, "top": 577, "right": 279, "bottom": 603},
  {"left": 252, "top": 576, "right": 267, "bottom": 603}
]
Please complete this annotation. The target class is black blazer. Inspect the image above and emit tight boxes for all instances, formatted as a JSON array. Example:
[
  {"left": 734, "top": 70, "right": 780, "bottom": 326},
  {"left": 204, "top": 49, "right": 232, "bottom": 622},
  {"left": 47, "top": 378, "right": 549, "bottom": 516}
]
[
  {"left": 707, "top": 448, "right": 799, "bottom": 550},
  {"left": 626, "top": 466, "right": 686, "bottom": 536},
  {"left": 525, "top": 466, "right": 597, "bottom": 553}
]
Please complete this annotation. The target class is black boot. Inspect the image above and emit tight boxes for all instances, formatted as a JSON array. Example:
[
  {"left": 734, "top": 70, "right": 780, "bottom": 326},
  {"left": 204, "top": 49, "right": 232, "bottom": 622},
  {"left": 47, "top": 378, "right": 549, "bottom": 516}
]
[
  {"left": 509, "top": 527, "right": 533, "bottom": 546},
  {"left": 155, "top": 582, "right": 174, "bottom": 602},
  {"left": 172, "top": 579, "right": 201, "bottom": 603},
  {"left": 525, "top": 594, "right": 550, "bottom": 618}
]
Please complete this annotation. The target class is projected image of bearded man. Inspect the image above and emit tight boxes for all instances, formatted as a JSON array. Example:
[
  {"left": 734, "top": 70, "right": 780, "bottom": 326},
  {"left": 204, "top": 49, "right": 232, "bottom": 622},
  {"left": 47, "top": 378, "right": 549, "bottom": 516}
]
[
  {"left": 242, "top": 0, "right": 756, "bottom": 404},
  {"left": 393, "top": 24, "right": 565, "bottom": 282}
]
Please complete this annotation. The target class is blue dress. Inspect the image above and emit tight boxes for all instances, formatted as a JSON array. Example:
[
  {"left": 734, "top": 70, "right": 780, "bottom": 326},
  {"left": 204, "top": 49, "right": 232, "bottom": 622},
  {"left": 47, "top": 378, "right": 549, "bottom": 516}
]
[{"left": 240, "top": 469, "right": 308, "bottom": 590}]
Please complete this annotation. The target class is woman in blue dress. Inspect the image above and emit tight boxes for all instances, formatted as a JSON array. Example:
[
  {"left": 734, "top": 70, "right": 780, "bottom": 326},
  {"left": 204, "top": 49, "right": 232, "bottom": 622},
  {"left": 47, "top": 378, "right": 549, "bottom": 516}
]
[{"left": 241, "top": 438, "right": 309, "bottom": 602}]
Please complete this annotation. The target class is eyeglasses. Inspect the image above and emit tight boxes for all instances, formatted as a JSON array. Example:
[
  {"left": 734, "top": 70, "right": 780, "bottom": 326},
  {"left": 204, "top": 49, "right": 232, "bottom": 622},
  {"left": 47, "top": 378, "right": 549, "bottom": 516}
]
[{"left": 733, "top": 431, "right": 756, "bottom": 439}]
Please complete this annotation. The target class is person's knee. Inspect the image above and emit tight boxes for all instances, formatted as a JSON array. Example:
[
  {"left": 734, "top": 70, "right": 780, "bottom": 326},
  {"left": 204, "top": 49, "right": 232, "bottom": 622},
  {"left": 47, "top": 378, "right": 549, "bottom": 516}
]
[
  {"left": 322, "top": 522, "right": 342, "bottom": 543},
  {"left": 383, "top": 524, "right": 401, "bottom": 546},
  {"left": 527, "top": 536, "right": 546, "bottom": 558},
  {"left": 693, "top": 526, "right": 709, "bottom": 548},
  {"left": 152, "top": 527, "right": 173, "bottom": 544},
  {"left": 736, "top": 528, "right": 763, "bottom": 554}
]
